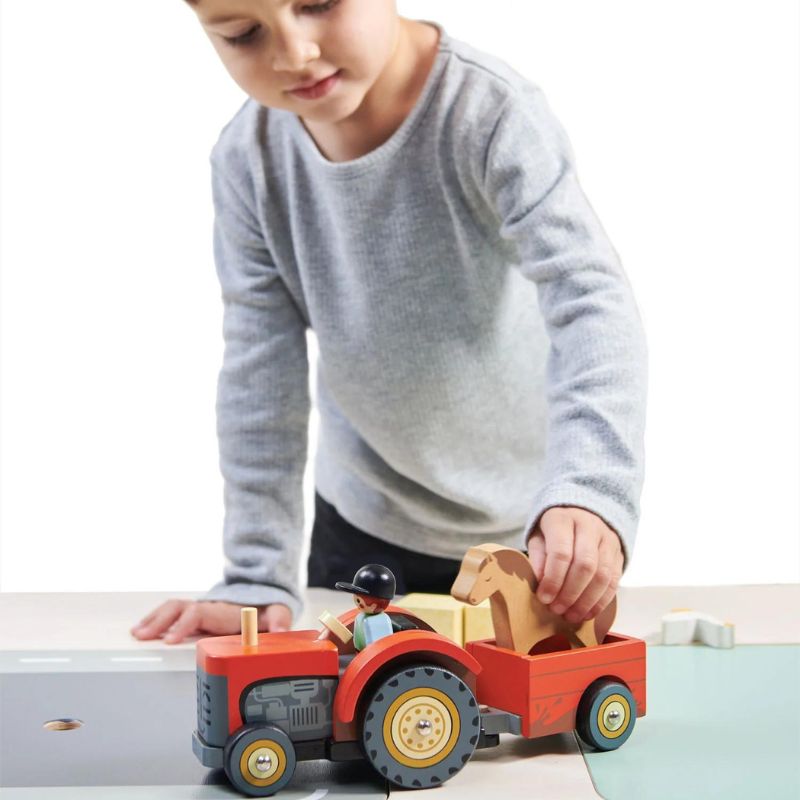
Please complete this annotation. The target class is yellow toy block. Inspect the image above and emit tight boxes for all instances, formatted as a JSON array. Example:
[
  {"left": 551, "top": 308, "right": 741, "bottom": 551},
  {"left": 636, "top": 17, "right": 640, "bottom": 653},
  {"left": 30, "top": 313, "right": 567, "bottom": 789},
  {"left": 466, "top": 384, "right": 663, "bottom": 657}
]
[
  {"left": 463, "top": 599, "right": 493, "bottom": 643},
  {"left": 395, "top": 593, "right": 494, "bottom": 645},
  {"left": 395, "top": 593, "right": 464, "bottom": 644}
]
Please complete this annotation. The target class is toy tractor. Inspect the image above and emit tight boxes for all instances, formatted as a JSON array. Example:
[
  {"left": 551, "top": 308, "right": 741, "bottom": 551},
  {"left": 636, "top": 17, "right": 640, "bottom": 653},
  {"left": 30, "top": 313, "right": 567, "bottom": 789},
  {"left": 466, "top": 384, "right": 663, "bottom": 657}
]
[{"left": 192, "top": 545, "right": 646, "bottom": 796}]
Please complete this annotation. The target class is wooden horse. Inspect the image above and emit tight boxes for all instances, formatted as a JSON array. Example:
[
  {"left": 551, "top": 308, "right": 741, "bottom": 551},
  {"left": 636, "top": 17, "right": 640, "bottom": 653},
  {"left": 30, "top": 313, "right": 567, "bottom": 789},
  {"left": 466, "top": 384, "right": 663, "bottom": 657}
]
[{"left": 450, "top": 543, "right": 617, "bottom": 654}]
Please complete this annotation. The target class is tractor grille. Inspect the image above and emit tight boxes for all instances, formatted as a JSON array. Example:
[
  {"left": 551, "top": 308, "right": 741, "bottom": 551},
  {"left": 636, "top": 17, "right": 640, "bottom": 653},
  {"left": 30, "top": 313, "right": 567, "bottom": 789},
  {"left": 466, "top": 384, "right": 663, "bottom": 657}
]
[
  {"left": 291, "top": 703, "right": 320, "bottom": 728},
  {"left": 196, "top": 668, "right": 229, "bottom": 747},
  {"left": 197, "top": 673, "right": 212, "bottom": 738},
  {"left": 242, "top": 677, "right": 337, "bottom": 740}
]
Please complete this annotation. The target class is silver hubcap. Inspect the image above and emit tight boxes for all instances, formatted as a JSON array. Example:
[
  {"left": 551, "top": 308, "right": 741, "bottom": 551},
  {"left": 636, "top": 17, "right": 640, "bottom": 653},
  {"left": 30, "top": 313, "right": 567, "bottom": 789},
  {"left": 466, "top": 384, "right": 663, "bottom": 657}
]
[
  {"left": 255, "top": 755, "right": 272, "bottom": 772},
  {"left": 603, "top": 702, "right": 625, "bottom": 731}
]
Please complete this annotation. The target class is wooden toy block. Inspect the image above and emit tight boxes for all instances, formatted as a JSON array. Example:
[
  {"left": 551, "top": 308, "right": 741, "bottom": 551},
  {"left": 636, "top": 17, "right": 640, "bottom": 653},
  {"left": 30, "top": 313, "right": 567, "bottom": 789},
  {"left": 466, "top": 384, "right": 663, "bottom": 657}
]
[
  {"left": 463, "top": 597, "right": 494, "bottom": 643},
  {"left": 661, "top": 609, "right": 735, "bottom": 648},
  {"left": 395, "top": 592, "right": 494, "bottom": 645},
  {"left": 395, "top": 592, "right": 464, "bottom": 644}
]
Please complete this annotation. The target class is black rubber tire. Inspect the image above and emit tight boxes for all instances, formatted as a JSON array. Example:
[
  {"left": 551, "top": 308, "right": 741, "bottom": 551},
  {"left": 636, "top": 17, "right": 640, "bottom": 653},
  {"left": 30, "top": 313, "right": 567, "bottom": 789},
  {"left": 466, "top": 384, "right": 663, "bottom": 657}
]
[
  {"left": 361, "top": 663, "right": 481, "bottom": 788},
  {"left": 223, "top": 724, "right": 296, "bottom": 797},
  {"left": 576, "top": 679, "right": 636, "bottom": 751}
]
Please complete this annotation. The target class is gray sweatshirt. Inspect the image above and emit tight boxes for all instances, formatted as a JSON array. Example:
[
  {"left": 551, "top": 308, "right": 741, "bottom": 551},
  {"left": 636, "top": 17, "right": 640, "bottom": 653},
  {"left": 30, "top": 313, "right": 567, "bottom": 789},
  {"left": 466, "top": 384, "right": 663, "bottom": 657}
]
[{"left": 201, "top": 22, "right": 647, "bottom": 621}]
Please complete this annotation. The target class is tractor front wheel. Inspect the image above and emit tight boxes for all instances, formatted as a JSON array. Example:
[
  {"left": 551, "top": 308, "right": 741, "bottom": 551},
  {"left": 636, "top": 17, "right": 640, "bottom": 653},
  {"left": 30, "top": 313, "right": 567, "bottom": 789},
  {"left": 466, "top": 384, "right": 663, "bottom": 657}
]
[
  {"left": 361, "top": 664, "right": 481, "bottom": 789},
  {"left": 223, "top": 724, "right": 296, "bottom": 797}
]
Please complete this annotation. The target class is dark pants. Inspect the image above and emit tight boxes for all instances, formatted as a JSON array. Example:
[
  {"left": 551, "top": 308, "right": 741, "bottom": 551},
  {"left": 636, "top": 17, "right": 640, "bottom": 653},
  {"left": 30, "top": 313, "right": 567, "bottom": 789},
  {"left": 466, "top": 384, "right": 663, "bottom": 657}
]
[{"left": 307, "top": 492, "right": 462, "bottom": 596}]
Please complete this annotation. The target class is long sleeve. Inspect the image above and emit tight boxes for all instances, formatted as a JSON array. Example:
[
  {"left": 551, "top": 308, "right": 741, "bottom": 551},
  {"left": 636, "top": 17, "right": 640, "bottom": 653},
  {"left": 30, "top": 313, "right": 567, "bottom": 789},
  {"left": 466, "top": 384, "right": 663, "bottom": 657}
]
[
  {"left": 200, "top": 152, "right": 311, "bottom": 621},
  {"left": 482, "top": 88, "right": 648, "bottom": 566}
]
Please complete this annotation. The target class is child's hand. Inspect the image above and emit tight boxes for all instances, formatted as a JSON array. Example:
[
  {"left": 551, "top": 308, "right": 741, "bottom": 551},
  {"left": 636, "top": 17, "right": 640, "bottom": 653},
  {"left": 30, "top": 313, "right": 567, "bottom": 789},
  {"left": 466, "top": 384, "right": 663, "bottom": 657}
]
[
  {"left": 527, "top": 507, "right": 622, "bottom": 623},
  {"left": 130, "top": 600, "right": 292, "bottom": 644}
]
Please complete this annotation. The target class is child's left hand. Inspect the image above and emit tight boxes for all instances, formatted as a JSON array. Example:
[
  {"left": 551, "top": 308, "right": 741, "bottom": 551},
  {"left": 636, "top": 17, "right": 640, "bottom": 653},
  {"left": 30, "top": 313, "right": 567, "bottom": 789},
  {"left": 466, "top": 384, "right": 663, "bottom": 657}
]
[{"left": 526, "top": 507, "right": 623, "bottom": 623}]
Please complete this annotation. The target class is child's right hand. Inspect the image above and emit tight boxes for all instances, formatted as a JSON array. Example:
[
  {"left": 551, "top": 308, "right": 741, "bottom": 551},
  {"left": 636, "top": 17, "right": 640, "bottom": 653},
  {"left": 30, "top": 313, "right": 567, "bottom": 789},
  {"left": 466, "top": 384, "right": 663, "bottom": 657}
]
[{"left": 130, "top": 600, "right": 292, "bottom": 645}]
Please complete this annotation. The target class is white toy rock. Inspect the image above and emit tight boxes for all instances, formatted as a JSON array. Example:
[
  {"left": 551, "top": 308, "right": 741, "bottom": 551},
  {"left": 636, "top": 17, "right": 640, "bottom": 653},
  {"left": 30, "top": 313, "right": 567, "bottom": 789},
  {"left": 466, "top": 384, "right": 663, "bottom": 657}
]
[{"left": 661, "top": 609, "right": 735, "bottom": 648}]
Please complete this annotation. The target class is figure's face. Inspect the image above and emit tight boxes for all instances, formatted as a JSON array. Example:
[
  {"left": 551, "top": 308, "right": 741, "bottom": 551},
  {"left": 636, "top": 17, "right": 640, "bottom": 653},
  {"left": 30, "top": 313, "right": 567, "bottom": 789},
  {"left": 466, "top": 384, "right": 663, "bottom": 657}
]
[
  {"left": 355, "top": 595, "right": 381, "bottom": 613},
  {"left": 192, "top": 0, "right": 399, "bottom": 123}
]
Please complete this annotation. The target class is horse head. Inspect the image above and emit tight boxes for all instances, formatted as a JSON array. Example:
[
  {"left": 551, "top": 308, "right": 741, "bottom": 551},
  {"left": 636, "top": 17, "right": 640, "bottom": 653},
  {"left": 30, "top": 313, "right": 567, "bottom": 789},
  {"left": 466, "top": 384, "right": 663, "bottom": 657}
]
[{"left": 450, "top": 544, "right": 506, "bottom": 605}]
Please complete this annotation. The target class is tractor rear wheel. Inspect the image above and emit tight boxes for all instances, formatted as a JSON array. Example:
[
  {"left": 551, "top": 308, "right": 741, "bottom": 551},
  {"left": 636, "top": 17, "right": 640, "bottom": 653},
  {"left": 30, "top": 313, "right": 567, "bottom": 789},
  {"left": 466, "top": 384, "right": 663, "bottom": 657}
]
[
  {"left": 223, "top": 723, "right": 296, "bottom": 797},
  {"left": 361, "top": 664, "right": 481, "bottom": 789}
]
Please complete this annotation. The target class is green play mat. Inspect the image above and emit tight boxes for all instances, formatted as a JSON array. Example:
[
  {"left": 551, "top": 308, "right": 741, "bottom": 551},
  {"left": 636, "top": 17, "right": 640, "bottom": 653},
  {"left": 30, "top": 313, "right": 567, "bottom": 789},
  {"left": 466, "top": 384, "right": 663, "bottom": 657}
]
[{"left": 581, "top": 645, "right": 800, "bottom": 799}]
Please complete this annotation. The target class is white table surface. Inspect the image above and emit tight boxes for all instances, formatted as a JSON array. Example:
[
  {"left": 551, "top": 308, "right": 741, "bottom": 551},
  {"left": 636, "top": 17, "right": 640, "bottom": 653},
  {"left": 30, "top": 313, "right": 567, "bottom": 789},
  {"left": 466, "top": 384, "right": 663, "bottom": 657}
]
[{"left": 2, "top": 584, "right": 798, "bottom": 652}]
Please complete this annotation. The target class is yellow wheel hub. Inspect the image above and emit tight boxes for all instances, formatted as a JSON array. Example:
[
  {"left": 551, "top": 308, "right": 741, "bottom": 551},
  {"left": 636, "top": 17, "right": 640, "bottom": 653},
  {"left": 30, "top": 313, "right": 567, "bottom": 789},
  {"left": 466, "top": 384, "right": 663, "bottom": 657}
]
[
  {"left": 597, "top": 694, "right": 631, "bottom": 739},
  {"left": 383, "top": 687, "right": 459, "bottom": 767},
  {"left": 240, "top": 739, "right": 286, "bottom": 787}
]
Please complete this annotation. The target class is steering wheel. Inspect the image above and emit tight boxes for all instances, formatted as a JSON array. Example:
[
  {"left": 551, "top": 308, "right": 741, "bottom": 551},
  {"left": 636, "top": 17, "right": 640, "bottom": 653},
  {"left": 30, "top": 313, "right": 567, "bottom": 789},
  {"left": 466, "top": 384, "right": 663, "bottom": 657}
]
[{"left": 318, "top": 610, "right": 353, "bottom": 644}]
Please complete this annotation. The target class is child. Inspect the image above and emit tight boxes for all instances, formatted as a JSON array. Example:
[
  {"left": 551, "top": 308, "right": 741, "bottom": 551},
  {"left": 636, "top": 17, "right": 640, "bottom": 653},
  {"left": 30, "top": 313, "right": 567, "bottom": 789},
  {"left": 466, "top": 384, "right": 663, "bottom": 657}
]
[{"left": 131, "top": 0, "right": 646, "bottom": 645}]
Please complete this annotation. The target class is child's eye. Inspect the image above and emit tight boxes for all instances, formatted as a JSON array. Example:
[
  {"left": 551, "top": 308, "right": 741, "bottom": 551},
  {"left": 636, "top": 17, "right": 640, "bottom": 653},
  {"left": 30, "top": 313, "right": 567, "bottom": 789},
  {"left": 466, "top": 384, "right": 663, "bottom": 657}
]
[
  {"left": 303, "top": 0, "right": 341, "bottom": 14},
  {"left": 222, "top": 1, "right": 340, "bottom": 47},
  {"left": 223, "top": 26, "right": 261, "bottom": 47}
]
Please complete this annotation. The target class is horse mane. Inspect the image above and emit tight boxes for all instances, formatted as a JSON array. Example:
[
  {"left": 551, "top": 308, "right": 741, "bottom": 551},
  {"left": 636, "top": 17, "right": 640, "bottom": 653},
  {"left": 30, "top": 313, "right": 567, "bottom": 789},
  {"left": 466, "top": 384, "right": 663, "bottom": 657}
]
[{"left": 493, "top": 546, "right": 538, "bottom": 586}]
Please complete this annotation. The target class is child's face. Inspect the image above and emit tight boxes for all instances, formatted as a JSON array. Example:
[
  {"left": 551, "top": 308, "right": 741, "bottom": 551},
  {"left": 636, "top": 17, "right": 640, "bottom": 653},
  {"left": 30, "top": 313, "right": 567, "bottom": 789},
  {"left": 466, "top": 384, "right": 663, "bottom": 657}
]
[{"left": 192, "top": 0, "right": 399, "bottom": 123}]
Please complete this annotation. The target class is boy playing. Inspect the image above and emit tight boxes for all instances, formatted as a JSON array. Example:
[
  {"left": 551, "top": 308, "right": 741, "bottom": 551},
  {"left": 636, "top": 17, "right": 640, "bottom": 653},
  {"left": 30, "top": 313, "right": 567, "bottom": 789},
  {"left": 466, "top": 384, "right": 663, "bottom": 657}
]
[{"left": 131, "top": 0, "right": 646, "bottom": 645}]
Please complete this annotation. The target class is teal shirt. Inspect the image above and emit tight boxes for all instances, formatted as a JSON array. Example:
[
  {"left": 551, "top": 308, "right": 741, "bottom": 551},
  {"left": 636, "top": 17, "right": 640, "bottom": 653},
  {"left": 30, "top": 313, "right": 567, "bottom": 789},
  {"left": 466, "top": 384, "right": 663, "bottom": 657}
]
[{"left": 353, "top": 611, "right": 394, "bottom": 651}]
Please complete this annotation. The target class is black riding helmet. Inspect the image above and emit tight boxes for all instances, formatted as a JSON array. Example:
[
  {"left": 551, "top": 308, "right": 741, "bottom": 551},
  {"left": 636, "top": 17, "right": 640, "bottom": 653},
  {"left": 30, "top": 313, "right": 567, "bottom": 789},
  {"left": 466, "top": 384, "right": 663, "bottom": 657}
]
[{"left": 335, "top": 564, "right": 396, "bottom": 601}]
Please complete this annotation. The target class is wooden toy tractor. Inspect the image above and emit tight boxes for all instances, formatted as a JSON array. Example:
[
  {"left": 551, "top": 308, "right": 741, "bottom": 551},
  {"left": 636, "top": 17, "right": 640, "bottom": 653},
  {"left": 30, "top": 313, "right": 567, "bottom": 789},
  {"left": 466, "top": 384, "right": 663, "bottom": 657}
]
[{"left": 192, "top": 544, "right": 646, "bottom": 796}]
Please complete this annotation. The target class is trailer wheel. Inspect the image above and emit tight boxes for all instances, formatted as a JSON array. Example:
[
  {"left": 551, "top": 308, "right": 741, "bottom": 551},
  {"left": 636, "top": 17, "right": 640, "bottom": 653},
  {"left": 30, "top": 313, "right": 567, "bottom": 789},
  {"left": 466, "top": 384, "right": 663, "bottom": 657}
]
[
  {"left": 223, "top": 724, "right": 296, "bottom": 797},
  {"left": 576, "top": 679, "right": 636, "bottom": 751},
  {"left": 361, "top": 664, "right": 481, "bottom": 789}
]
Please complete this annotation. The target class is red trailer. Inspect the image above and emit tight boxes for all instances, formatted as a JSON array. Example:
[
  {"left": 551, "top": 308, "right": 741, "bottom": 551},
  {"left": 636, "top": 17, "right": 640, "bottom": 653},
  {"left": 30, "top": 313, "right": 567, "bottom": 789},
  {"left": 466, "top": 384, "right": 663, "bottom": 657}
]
[{"left": 192, "top": 604, "right": 646, "bottom": 797}]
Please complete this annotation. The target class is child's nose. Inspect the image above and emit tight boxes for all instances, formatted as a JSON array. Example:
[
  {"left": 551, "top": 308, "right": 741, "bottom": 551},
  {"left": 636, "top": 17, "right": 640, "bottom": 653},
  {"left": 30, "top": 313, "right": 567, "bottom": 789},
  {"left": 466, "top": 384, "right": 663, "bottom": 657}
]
[{"left": 272, "top": 29, "right": 321, "bottom": 72}]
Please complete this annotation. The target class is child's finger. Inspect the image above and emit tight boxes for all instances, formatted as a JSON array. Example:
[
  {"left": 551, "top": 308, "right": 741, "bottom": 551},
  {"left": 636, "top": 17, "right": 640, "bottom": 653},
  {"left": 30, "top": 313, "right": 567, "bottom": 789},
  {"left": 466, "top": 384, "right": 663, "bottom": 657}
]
[
  {"left": 130, "top": 600, "right": 177, "bottom": 633},
  {"left": 563, "top": 535, "right": 619, "bottom": 622},
  {"left": 131, "top": 601, "right": 185, "bottom": 639},
  {"left": 535, "top": 511, "right": 576, "bottom": 605},
  {"left": 185, "top": 601, "right": 248, "bottom": 637},
  {"left": 264, "top": 604, "right": 292, "bottom": 632},
  {"left": 527, "top": 532, "right": 546, "bottom": 584},
  {"left": 197, "top": 602, "right": 241, "bottom": 633},
  {"left": 549, "top": 523, "right": 600, "bottom": 616},
  {"left": 164, "top": 604, "right": 202, "bottom": 644},
  {"left": 584, "top": 582, "right": 618, "bottom": 622},
  {"left": 130, "top": 609, "right": 159, "bottom": 633},
  {"left": 564, "top": 570, "right": 611, "bottom": 623}
]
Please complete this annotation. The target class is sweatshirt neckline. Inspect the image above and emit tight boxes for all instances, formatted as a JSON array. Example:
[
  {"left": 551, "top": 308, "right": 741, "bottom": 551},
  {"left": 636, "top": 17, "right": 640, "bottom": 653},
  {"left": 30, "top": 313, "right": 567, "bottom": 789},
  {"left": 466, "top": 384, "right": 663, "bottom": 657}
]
[{"left": 283, "top": 20, "right": 450, "bottom": 179}]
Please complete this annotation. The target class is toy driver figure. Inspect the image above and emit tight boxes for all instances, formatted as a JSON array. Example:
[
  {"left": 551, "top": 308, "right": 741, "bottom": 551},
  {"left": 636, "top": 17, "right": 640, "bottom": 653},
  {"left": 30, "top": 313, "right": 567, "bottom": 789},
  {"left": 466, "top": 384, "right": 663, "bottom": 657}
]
[{"left": 335, "top": 564, "right": 396, "bottom": 652}]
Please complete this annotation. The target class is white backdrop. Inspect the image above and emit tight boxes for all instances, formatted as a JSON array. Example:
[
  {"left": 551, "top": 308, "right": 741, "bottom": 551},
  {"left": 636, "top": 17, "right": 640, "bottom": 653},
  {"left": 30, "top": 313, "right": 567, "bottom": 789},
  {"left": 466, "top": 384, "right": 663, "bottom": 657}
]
[{"left": 1, "top": 0, "right": 797, "bottom": 593}]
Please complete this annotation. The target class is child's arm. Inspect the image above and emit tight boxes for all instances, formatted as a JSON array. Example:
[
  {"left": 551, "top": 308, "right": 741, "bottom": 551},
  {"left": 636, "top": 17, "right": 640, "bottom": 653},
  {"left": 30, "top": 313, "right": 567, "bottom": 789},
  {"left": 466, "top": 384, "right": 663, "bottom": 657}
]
[
  {"left": 481, "top": 87, "right": 647, "bottom": 621},
  {"left": 134, "top": 139, "right": 310, "bottom": 643},
  {"left": 202, "top": 147, "right": 311, "bottom": 621},
  {"left": 132, "top": 147, "right": 309, "bottom": 644}
]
